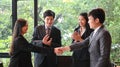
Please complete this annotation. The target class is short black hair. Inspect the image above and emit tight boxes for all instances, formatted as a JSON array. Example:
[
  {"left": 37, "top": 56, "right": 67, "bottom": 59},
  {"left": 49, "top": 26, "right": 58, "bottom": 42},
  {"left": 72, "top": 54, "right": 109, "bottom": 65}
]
[
  {"left": 88, "top": 8, "right": 105, "bottom": 24},
  {"left": 43, "top": 10, "right": 55, "bottom": 19}
]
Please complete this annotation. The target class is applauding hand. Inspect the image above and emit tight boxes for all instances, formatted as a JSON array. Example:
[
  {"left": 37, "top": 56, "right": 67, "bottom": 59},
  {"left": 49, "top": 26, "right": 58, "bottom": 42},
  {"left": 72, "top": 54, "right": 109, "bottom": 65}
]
[
  {"left": 42, "top": 34, "right": 52, "bottom": 46},
  {"left": 71, "top": 31, "right": 83, "bottom": 42}
]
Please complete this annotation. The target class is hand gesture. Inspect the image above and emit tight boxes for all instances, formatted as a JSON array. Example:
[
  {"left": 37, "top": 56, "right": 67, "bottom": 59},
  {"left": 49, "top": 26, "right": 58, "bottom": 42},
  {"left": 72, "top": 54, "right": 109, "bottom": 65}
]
[
  {"left": 54, "top": 47, "right": 63, "bottom": 55},
  {"left": 54, "top": 46, "right": 71, "bottom": 55},
  {"left": 60, "top": 46, "right": 71, "bottom": 52},
  {"left": 71, "top": 31, "right": 83, "bottom": 42},
  {"left": 42, "top": 34, "right": 52, "bottom": 46}
]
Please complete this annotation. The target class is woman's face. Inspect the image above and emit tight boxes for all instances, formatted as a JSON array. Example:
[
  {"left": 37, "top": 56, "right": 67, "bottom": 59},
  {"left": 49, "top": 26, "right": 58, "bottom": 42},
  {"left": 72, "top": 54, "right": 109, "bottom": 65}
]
[
  {"left": 21, "top": 22, "right": 28, "bottom": 35},
  {"left": 78, "top": 15, "right": 86, "bottom": 27}
]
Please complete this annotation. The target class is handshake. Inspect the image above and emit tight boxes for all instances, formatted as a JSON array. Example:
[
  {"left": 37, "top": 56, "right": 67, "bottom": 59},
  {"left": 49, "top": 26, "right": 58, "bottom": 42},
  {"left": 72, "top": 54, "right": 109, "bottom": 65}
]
[
  {"left": 42, "top": 35, "right": 71, "bottom": 55},
  {"left": 54, "top": 46, "right": 71, "bottom": 55}
]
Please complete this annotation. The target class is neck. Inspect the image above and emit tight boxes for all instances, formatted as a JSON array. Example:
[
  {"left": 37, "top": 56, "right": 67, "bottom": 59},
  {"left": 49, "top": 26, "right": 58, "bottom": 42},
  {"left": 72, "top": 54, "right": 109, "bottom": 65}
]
[
  {"left": 81, "top": 26, "right": 86, "bottom": 29},
  {"left": 95, "top": 24, "right": 102, "bottom": 29},
  {"left": 21, "top": 33, "right": 24, "bottom": 36}
]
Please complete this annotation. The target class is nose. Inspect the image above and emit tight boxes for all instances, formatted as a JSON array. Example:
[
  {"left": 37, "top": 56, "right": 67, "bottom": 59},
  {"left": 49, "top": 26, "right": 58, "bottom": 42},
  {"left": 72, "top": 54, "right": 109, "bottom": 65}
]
[{"left": 48, "top": 20, "right": 52, "bottom": 23}]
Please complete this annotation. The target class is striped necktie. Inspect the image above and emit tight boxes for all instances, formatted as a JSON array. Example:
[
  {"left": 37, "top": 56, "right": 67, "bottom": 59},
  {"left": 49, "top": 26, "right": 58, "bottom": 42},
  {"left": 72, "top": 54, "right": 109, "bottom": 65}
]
[{"left": 46, "top": 27, "right": 51, "bottom": 35}]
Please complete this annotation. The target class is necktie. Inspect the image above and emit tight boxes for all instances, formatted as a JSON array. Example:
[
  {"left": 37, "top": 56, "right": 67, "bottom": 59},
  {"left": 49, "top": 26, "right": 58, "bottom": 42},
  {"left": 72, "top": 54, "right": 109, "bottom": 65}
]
[{"left": 46, "top": 27, "right": 51, "bottom": 35}]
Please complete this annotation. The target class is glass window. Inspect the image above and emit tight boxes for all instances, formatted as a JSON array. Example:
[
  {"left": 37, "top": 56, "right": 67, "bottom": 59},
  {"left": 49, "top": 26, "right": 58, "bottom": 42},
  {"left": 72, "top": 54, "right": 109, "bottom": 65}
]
[
  {"left": 17, "top": 0, "right": 34, "bottom": 42},
  {"left": 0, "top": 0, "right": 12, "bottom": 53},
  {"left": 0, "top": 0, "right": 12, "bottom": 67}
]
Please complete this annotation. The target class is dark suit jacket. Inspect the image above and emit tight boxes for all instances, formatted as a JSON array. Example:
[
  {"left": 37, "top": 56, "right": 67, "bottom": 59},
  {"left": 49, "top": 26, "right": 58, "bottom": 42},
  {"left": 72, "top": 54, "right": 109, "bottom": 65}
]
[
  {"left": 72, "top": 26, "right": 93, "bottom": 67},
  {"left": 32, "top": 25, "right": 61, "bottom": 67},
  {"left": 9, "top": 35, "right": 54, "bottom": 67},
  {"left": 72, "top": 26, "right": 93, "bottom": 61},
  {"left": 70, "top": 25, "right": 111, "bottom": 67}
]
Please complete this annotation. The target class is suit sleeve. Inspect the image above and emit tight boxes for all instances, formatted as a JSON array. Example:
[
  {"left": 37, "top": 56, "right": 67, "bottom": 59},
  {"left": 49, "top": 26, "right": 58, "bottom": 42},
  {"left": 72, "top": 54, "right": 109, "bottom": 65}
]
[
  {"left": 15, "top": 38, "right": 54, "bottom": 54},
  {"left": 70, "top": 37, "right": 89, "bottom": 51},
  {"left": 32, "top": 26, "right": 45, "bottom": 47},
  {"left": 95, "top": 31, "right": 111, "bottom": 67},
  {"left": 32, "top": 26, "right": 40, "bottom": 40},
  {"left": 51, "top": 29, "right": 62, "bottom": 47}
]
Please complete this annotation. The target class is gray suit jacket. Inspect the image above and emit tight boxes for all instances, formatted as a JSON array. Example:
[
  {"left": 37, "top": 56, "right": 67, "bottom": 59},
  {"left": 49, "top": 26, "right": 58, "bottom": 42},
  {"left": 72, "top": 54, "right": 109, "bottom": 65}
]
[{"left": 70, "top": 25, "right": 111, "bottom": 67}]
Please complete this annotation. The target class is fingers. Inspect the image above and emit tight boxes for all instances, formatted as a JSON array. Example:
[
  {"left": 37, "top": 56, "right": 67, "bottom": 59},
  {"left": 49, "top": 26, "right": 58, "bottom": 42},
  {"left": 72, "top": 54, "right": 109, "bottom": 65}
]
[
  {"left": 54, "top": 47, "right": 63, "bottom": 55},
  {"left": 71, "top": 31, "right": 78, "bottom": 39},
  {"left": 71, "top": 32, "right": 76, "bottom": 39},
  {"left": 43, "top": 34, "right": 49, "bottom": 40},
  {"left": 60, "top": 46, "right": 70, "bottom": 51},
  {"left": 54, "top": 46, "right": 71, "bottom": 55},
  {"left": 42, "top": 34, "right": 52, "bottom": 45},
  {"left": 47, "top": 38, "right": 52, "bottom": 46},
  {"left": 48, "top": 38, "right": 52, "bottom": 42}
]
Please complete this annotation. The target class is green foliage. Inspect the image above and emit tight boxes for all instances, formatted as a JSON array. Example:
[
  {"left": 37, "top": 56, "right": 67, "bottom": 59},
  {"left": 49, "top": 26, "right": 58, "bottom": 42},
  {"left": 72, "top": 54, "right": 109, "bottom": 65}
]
[
  {"left": 0, "top": 36, "right": 12, "bottom": 52},
  {"left": 105, "top": 0, "right": 120, "bottom": 62},
  {"left": 0, "top": 2, "right": 12, "bottom": 39},
  {"left": 0, "top": 0, "right": 12, "bottom": 53},
  {"left": 0, "top": 58, "right": 10, "bottom": 67}
]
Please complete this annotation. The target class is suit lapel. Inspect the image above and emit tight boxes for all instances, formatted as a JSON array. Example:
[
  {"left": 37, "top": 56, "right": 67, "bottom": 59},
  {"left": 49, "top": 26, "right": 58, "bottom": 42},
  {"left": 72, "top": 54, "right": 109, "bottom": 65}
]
[
  {"left": 39, "top": 25, "right": 46, "bottom": 37},
  {"left": 89, "top": 25, "right": 104, "bottom": 45},
  {"left": 50, "top": 26, "right": 54, "bottom": 36}
]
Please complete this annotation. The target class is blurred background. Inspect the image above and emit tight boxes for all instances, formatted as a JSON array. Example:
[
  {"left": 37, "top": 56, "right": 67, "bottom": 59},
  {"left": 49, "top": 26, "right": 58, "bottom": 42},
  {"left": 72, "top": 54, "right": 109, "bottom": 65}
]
[{"left": 0, "top": 0, "right": 120, "bottom": 67}]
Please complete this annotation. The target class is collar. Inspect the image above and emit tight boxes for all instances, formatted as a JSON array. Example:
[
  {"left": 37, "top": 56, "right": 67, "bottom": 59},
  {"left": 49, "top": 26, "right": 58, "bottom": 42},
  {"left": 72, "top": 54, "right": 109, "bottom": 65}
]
[
  {"left": 93, "top": 25, "right": 102, "bottom": 36},
  {"left": 45, "top": 25, "right": 51, "bottom": 30}
]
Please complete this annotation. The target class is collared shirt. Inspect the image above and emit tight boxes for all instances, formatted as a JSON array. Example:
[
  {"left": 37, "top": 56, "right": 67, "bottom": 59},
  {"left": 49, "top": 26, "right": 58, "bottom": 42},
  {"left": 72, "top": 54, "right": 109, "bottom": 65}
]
[
  {"left": 45, "top": 25, "right": 51, "bottom": 35},
  {"left": 45, "top": 25, "right": 51, "bottom": 30},
  {"left": 79, "top": 27, "right": 86, "bottom": 36},
  {"left": 93, "top": 25, "right": 102, "bottom": 36}
]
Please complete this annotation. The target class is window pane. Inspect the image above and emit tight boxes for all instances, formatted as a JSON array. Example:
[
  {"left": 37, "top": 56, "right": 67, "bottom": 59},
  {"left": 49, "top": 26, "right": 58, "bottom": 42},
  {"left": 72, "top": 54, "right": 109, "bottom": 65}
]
[
  {"left": 0, "top": 0, "right": 12, "bottom": 67},
  {"left": 17, "top": 0, "right": 34, "bottom": 42},
  {"left": 0, "top": 0, "right": 12, "bottom": 52}
]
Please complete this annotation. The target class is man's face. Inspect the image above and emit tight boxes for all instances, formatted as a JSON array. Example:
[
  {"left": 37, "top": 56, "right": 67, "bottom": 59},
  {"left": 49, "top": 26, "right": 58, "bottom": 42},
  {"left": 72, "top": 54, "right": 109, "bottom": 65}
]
[
  {"left": 88, "top": 16, "right": 97, "bottom": 29},
  {"left": 44, "top": 16, "right": 54, "bottom": 27}
]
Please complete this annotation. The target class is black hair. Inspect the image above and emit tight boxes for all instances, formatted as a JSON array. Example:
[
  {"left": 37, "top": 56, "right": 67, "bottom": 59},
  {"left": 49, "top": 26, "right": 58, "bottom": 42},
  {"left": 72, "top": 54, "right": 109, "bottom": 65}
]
[
  {"left": 79, "top": 12, "right": 90, "bottom": 30},
  {"left": 43, "top": 10, "right": 55, "bottom": 19},
  {"left": 88, "top": 8, "right": 105, "bottom": 24}
]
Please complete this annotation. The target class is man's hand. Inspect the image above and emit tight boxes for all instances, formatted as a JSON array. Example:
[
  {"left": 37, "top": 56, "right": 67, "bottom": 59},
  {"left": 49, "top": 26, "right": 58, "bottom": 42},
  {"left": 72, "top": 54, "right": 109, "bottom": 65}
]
[
  {"left": 54, "top": 47, "right": 63, "bottom": 55},
  {"left": 42, "top": 34, "right": 52, "bottom": 46},
  {"left": 54, "top": 46, "right": 71, "bottom": 55}
]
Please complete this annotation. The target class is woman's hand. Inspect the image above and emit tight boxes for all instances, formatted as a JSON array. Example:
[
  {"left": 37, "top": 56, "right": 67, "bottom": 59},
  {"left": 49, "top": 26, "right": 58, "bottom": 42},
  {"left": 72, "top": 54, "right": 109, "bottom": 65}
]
[{"left": 71, "top": 31, "right": 83, "bottom": 42}]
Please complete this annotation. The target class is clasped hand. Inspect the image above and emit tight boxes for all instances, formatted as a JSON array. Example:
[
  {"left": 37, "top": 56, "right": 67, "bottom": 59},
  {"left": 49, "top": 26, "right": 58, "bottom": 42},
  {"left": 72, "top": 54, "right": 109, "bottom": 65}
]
[
  {"left": 54, "top": 46, "right": 70, "bottom": 55},
  {"left": 42, "top": 35, "right": 71, "bottom": 55}
]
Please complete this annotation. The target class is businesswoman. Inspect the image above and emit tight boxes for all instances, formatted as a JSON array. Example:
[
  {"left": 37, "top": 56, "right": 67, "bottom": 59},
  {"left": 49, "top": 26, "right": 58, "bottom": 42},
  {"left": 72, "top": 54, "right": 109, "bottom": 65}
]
[
  {"left": 71, "top": 12, "right": 93, "bottom": 67},
  {"left": 8, "top": 18, "right": 60, "bottom": 67}
]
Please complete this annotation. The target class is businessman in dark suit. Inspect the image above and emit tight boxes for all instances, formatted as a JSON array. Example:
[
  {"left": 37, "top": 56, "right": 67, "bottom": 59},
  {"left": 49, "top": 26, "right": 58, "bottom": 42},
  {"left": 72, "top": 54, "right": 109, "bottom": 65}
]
[
  {"left": 32, "top": 10, "right": 61, "bottom": 67},
  {"left": 60, "top": 8, "right": 112, "bottom": 67}
]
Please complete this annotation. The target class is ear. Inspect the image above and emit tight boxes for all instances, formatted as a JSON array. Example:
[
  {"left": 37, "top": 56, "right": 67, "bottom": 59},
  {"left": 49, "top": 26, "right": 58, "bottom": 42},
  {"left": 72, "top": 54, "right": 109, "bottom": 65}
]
[{"left": 95, "top": 18, "right": 99, "bottom": 23}]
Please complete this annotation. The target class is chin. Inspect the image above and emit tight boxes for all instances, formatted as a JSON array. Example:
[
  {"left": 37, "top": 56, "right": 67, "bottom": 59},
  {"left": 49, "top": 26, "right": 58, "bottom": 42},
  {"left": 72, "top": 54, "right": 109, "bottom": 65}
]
[
  {"left": 48, "top": 25, "right": 52, "bottom": 27},
  {"left": 90, "top": 27, "right": 93, "bottom": 29}
]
